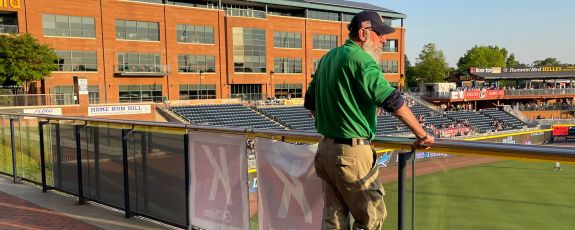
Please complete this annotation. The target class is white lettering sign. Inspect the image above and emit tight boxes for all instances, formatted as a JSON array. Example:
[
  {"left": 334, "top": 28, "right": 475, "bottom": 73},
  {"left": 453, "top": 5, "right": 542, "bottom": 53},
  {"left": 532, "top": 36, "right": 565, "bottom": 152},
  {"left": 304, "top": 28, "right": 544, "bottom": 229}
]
[
  {"left": 23, "top": 108, "right": 62, "bottom": 116},
  {"left": 87, "top": 105, "right": 151, "bottom": 116},
  {"left": 78, "top": 79, "right": 88, "bottom": 95}
]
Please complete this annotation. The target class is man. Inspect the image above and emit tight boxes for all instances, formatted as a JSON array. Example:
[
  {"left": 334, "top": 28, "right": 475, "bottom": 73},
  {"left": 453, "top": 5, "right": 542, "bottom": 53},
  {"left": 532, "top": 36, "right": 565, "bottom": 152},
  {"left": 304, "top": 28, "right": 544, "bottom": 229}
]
[{"left": 304, "top": 10, "right": 434, "bottom": 229}]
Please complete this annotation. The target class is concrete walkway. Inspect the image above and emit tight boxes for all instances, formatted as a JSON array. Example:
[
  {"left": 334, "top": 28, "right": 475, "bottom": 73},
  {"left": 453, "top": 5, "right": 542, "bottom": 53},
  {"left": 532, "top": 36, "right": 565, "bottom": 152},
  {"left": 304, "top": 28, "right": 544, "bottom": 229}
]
[{"left": 0, "top": 176, "right": 175, "bottom": 230}]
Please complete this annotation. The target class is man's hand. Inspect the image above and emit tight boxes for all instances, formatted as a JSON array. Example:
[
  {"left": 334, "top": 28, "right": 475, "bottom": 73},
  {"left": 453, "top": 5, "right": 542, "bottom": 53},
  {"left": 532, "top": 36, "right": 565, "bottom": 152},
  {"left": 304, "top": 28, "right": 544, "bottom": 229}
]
[{"left": 414, "top": 134, "right": 434, "bottom": 150}]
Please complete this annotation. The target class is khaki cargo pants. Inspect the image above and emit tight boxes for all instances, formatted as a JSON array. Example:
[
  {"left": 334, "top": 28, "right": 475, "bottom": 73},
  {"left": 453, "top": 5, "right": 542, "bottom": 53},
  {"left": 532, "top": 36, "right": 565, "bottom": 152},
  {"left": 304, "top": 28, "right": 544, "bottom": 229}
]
[{"left": 314, "top": 137, "right": 387, "bottom": 230}]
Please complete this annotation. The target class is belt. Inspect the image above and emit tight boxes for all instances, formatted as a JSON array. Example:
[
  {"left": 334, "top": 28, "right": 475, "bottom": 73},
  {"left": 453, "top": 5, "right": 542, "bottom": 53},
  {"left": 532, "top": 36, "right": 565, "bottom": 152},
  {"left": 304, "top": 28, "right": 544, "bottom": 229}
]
[{"left": 331, "top": 137, "right": 371, "bottom": 146}]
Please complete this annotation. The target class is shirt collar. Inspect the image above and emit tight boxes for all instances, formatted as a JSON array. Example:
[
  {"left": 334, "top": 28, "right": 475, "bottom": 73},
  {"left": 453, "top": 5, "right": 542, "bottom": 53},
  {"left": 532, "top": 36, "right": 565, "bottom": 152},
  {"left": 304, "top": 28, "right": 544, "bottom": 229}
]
[{"left": 345, "top": 39, "right": 361, "bottom": 50}]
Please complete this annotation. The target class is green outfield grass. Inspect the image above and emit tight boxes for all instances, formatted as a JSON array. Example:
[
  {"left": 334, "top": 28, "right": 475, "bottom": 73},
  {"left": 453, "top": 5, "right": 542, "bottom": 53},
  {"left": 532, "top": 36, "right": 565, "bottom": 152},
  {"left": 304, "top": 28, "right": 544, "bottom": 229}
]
[
  {"left": 249, "top": 160, "right": 575, "bottom": 230},
  {"left": 382, "top": 160, "right": 575, "bottom": 230}
]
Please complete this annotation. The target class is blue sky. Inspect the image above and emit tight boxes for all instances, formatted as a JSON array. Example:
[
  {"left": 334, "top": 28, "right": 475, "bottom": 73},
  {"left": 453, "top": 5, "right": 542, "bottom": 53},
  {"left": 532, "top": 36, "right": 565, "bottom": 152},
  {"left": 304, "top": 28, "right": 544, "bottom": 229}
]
[{"left": 365, "top": 0, "right": 575, "bottom": 67}]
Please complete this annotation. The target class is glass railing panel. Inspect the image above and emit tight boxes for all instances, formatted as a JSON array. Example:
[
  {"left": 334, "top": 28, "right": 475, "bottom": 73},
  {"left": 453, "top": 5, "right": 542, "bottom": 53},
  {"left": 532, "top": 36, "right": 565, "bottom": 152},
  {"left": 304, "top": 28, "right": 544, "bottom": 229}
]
[
  {"left": 0, "top": 116, "right": 12, "bottom": 174},
  {"left": 127, "top": 130, "right": 186, "bottom": 226},
  {"left": 51, "top": 123, "right": 79, "bottom": 194},
  {"left": 14, "top": 117, "right": 42, "bottom": 182},
  {"left": 81, "top": 126, "right": 125, "bottom": 208}
]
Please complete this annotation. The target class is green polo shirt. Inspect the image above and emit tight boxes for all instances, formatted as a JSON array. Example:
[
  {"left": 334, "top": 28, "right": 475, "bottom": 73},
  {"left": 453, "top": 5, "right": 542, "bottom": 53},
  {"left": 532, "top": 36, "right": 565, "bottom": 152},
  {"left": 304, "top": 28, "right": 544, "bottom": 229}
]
[{"left": 306, "top": 39, "right": 396, "bottom": 140}]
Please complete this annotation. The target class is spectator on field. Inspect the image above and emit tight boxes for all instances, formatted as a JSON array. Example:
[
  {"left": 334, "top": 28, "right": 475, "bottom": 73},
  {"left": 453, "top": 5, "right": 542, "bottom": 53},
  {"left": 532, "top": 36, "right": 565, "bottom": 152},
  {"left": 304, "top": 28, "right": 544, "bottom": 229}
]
[{"left": 304, "top": 10, "right": 434, "bottom": 230}]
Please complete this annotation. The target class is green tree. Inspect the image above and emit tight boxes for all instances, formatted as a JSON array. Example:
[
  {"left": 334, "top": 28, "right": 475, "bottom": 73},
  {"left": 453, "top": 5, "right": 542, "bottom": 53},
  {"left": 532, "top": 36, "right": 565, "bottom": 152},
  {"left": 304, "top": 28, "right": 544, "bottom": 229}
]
[
  {"left": 506, "top": 53, "right": 520, "bottom": 68},
  {"left": 414, "top": 43, "right": 448, "bottom": 84},
  {"left": 0, "top": 33, "right": 58, "bottom": 93},
  {"left": 457, "top": 45, "right": 508, "bottom": 71},
  {"left": 404, "top": 54, "right": 417, "bottom": 88},
  {"left": 532, "top": 57, "right": 562, "bottom": 67}
]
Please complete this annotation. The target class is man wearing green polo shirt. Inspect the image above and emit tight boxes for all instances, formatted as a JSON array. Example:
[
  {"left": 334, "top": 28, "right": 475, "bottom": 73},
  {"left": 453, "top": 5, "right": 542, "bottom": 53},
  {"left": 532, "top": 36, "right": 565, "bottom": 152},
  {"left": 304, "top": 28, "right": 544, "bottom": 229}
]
[{"left": 304, "top": 10, "right": 434, "bottom": 229}]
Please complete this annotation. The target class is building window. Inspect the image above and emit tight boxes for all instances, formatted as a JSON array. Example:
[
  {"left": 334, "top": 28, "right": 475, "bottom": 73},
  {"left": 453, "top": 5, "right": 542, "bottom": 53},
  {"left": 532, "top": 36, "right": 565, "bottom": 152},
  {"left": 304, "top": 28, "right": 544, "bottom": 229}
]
[
  {"left": 342, "top": 14, "right": 354, "bottom": 22},
  {"left": 380, "top": 60, "right": 399, "bottom": 73},
  {"left": 119, "top": 84, "right": 163, "bottom": 102},
  {"left": 176, "top": 24, "right": 214, "bottom": 44},
  {"left": 233, "top": 27, "right": 266, "bottom": 73},
  {"left": 178, "top": 55, "right": 216, "bottom": 73},
  {"left": 117, "top": 52, "right": 161, "bottom": 72},
  {"left": 53, "top": 86, "right": 75, "bottom": 105},
  {"left": 312, "top": 59, "right": 320, "bottom": 74},
  {"left": 307, "top": 10, "right": 339, "bottom": 21},
  {"left": 383, "top": 18, "right": 392, "bottom": 27},
  {"left": 54, "top": 50, "right": 98, "bottom": 72},
  {"left": 274, "top": 83, "right": 302, "bottom": 99},
  {"left": 313, "top": 34, "right": 337, "bottom": 50},
  {"left": 0, "top": 13, "right": 18, "bottom": 34},
  {"left": 42, "top": 14, "right": 95, "bottom": 38},
  {"left": 274, "top": 58, "right": 302, "bottom": 74},
  {"left": 179, "top": 84, "right": 216, "bottom": 100},
  {"left": 88, "top": 85, "right": 99, "bottom": 104},
  {"left": 230, "top": 84, "right": 262, "bottom": 101},
  {"left": 383, "top": 40, "right": 398, "bottom": 52},
  {"left": 273, "top": 32, "right": 301, "bottom": 48},
  {"left": 116, "top": 19, "right": 160, "bottom": 41}
]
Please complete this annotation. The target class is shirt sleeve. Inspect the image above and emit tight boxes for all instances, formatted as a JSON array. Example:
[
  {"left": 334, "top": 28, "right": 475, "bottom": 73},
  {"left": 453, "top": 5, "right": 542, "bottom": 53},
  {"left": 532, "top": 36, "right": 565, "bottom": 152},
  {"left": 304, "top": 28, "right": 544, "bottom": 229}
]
[
  {"left": 356, "top": 59, "right": 403, "bottom": 112},
  {"left": 304, "top": 76, "right": 316, "bottom": 111}
]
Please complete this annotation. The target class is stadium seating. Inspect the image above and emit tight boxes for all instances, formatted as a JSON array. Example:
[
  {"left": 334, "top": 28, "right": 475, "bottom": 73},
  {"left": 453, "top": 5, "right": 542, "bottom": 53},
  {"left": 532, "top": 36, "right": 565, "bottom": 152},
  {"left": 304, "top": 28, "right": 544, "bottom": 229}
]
[
  {"left": 172, "top": 104, "right": 284, "bottom": 130},
  {"left": 171, "top": 102, "right": 527, "bottom": 137},
  {"left": 480, "top": 109, "right": 527, "bottom": 129},
  {"left": 258, "top": 106, "right": 316, "bottom": 132}
]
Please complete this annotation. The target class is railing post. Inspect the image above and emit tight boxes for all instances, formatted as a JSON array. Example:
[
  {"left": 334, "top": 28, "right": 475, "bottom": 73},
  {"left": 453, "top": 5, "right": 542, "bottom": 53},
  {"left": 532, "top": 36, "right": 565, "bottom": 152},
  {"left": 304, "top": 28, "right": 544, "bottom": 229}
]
[
  {"left": 55, "top": 123, "right": 62, "bottom": 188},
  {"left": 39, "top": 121, "right": 48, "bottom": 192},
  {"left": 398, "top": 149, "right": 415, "bottom": 230},
  {"left": 75, "top": 124, "right": 85, "bottom": 205},
  {"left": 184, "top": 133, "right": 190, "bottom": 229},
  {"left": 122, "top": 129, "right": 132, "bottom": 218},
  {"left": 9, "top": 117, "right": 17, "bottom": 183}
]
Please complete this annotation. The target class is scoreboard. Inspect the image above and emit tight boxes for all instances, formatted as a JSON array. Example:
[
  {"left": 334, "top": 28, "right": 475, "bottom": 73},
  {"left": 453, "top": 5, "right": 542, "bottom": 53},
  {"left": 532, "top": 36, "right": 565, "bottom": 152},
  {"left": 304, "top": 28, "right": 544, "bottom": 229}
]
[{"left": 552, "top": 125, "right": 575, "bottom": 142}]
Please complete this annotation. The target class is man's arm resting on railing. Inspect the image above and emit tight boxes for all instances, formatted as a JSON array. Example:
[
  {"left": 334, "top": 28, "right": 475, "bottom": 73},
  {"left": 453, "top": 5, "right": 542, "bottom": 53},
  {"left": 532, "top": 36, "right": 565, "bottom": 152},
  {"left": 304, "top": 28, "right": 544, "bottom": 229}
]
[{"left": 381, "top": 90, "right": 434, "bottom": 148}]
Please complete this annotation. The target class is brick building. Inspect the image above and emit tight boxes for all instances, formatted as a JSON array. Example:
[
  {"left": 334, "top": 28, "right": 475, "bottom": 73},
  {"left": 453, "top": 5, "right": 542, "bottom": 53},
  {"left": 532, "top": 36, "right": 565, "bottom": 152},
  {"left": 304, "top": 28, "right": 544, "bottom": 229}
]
[{"left": 1, "top": 0, "right": 405, "bottom": 103}]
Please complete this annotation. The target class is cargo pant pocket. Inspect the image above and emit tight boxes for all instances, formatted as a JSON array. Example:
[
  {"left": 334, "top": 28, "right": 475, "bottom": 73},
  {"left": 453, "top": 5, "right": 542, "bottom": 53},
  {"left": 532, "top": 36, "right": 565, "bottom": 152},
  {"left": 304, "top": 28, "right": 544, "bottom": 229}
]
[{"left": 335, "top": 155, "right": 357, "bottom": 184}]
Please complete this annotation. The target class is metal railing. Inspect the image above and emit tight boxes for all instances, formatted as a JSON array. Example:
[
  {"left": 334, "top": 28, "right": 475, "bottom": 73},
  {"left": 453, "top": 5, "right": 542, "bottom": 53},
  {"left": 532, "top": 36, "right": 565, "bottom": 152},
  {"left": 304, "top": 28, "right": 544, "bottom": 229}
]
[
  {"left": 225, "top": 8, "right": 267, "bottom": 19},
  {"left": 0, "top": 113, "right": 574, "bottom": 229},
  {"left": 0, "top": 93, "right": 76, "bottom": 106},
  {"left": 504, "top": 88, "right": 575, "bottom": 96},
  {"left": 114, "top": 64, "right": 169, "bottom": 76}
]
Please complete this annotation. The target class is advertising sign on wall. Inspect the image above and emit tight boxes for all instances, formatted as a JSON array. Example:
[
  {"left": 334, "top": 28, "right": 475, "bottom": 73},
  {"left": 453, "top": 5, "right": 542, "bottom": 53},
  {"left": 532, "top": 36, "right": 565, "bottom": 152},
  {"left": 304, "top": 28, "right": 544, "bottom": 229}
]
[
  {"left": 463, "top": 89, "right": 504, "bottom": 100},
  {"left": 23, "top": 108, "right": 62, "bottom": 116},
  {"left": 87, "top": 105, "right": 151, "bottom": 116}
]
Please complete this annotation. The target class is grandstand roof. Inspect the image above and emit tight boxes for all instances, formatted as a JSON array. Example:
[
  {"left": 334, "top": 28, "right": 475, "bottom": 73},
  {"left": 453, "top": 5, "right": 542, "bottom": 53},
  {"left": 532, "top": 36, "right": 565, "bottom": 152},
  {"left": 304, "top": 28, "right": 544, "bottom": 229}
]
[{"left": 249, "top": 0, "right": 406, "bottom": 19}]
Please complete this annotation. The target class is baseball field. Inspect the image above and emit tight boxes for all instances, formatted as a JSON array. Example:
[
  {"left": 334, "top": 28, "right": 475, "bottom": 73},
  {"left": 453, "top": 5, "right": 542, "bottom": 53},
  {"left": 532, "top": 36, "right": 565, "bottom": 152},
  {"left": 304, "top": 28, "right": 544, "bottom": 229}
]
[{"left": 381, "top": 158, "right": 575, "bottom": 230}]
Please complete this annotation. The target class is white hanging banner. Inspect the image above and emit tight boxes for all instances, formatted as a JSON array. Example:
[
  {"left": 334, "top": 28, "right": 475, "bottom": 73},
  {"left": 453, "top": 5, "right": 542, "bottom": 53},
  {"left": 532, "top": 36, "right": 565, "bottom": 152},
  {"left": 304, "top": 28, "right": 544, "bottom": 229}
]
[
  {"left": 255, "top": 138, "right": 323, "bottom": 230},
  {"left": 189, "top": 132, "right": 249, "bottom": 230}
]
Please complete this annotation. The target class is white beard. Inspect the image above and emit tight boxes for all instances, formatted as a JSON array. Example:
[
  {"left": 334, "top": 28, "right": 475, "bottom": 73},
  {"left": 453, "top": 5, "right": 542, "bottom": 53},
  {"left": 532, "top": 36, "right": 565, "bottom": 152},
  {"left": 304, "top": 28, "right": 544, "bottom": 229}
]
[{"left": 362, "top": 34, "right": 381, "bottom": 62}]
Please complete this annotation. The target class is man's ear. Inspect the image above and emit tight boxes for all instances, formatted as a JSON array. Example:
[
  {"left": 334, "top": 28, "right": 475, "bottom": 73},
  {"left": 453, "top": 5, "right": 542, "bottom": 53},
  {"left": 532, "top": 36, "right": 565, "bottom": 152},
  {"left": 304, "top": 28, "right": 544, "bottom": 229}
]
[{"left": 358, "top": 29, "right": 367, "bottom": 42}]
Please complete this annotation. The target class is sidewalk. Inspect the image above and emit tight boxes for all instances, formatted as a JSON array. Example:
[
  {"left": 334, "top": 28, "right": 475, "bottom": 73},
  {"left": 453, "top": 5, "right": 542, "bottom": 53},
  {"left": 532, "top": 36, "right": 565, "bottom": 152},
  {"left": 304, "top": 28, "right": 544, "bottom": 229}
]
[{"left": 0, "top": 176, "right": 174, "bottom": 230}]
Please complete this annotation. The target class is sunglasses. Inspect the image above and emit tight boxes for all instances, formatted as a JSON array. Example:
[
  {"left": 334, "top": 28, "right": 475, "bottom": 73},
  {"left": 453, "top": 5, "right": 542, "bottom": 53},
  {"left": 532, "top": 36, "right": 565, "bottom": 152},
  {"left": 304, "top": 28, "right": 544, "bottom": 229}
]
[{"left": 362, "top": 27, "right": 383, "bottom": 37}]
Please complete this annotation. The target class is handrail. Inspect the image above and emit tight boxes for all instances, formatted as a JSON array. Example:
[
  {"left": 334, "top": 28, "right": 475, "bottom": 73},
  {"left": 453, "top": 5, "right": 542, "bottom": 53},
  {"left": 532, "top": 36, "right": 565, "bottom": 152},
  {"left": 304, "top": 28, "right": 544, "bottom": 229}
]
[
  {"left": 4, "top": 112, "right": 575, "bottom": 230},
  {"left": 5, "top": 112, "right": 575, "bottom": 162}
]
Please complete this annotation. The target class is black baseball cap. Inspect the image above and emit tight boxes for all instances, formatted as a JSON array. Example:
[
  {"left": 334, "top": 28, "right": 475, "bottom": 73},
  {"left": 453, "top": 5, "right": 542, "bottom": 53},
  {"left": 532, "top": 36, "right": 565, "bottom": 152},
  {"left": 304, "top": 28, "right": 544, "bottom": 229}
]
[{"left": 348, "top": 10, "right": 395, "bottom": 35}]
